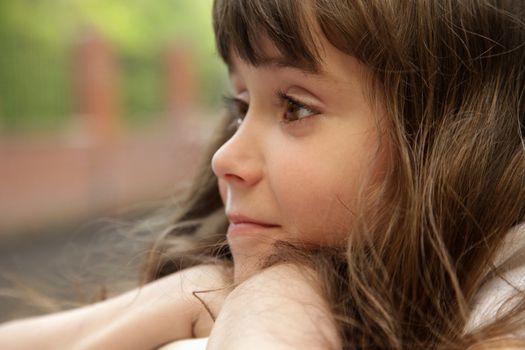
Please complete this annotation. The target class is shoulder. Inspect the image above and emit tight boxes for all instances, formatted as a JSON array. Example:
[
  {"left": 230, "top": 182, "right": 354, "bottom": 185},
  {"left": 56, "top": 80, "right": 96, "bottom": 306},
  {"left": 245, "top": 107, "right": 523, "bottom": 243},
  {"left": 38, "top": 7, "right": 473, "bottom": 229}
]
[{"left": 207, "top": 263, "right": 342, "bottom": 350}]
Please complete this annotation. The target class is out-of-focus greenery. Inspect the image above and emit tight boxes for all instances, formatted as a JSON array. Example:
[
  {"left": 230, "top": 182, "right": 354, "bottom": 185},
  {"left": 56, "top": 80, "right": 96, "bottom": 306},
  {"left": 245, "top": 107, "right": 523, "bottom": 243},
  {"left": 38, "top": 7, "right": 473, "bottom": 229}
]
[{"left": 0, "top": 0, "right": 227, "bottom": 133}]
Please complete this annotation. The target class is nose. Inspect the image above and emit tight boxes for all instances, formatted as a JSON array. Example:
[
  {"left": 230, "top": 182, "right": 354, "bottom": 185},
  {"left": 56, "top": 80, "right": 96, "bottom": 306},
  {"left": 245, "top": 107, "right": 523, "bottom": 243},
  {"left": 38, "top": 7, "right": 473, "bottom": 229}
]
[{"left": 211, "top": 115, "right": 264, "bottom": 187}]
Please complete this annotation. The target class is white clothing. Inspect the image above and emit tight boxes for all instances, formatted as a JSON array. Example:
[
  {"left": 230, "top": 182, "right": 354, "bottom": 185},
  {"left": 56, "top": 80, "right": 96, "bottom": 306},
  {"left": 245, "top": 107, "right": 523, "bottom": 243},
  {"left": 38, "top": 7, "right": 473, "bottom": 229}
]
[
  {"left": 465, "top": 223, "right": 525, "bottom": 333},
  {"left": 157, "top": 337, "right": 208, "bottom": 350}
]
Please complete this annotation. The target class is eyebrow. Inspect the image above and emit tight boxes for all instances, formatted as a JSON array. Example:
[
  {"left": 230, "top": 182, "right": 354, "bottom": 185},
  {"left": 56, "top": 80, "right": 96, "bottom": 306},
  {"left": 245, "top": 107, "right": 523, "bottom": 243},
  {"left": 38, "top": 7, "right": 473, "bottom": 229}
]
[{"left": 228, "top": 56, "right": 321, "bottom": 76}]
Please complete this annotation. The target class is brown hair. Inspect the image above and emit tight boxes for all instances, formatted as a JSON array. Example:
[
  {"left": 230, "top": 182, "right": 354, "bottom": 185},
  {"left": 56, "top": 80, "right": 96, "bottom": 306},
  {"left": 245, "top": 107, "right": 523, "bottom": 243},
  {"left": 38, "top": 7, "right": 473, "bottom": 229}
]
[{"left": 142, "top": 0, "right": 525, "bottom": 348}]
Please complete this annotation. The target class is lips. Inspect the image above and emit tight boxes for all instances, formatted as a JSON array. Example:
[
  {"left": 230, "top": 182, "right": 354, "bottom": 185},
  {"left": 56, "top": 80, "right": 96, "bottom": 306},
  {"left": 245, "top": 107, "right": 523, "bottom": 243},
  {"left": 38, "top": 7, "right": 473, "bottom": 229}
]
[
  {"left": 226, "top": 213, "right": 279, "bottom": 227},
  {"left": 226, "top": 213, "right": 279, "bottom": 236}
]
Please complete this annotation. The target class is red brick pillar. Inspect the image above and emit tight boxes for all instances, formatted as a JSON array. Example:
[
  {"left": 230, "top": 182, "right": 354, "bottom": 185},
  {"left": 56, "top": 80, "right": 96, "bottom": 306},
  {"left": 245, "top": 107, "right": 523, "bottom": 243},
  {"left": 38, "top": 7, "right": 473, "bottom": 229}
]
[
  {"left": 74, "top": 29, "right": 121, "bottom": 146},
  {"left": 164, "top": 45, "right": 198, "bottom": 122},
  {"left": 73, "top": 29, "right": 121, "bottom": 217}
]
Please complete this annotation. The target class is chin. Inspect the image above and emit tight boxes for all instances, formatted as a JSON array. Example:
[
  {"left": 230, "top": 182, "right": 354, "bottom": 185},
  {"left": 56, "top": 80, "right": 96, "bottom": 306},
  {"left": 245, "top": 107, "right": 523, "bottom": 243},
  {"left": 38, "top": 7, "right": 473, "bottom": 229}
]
[{"left": 230, "top": 244, "right": 275, "bottom": 284}]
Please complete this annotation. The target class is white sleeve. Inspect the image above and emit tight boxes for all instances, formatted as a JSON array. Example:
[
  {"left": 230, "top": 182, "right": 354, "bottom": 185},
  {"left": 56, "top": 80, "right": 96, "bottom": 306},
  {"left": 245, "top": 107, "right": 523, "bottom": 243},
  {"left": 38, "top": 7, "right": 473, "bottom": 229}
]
[
  {"left": 157, "top": 337, "right": 209, "bottom": 350},
  {"left": 466, "top": 263, "right": 525, "bottom": 333},
  {"left": 465, "top": 225, "right": 525, "bottom": 334}
]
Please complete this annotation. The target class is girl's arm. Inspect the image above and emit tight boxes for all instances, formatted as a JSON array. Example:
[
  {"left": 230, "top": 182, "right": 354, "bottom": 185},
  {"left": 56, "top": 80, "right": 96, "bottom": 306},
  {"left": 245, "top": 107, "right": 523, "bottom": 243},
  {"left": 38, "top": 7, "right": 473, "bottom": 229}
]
[
  {"left": 0, "top": 264, "right": 232, "bottom": 350},
  {"left": 207, "top": 263, "right": 342, "bottom": 350}
]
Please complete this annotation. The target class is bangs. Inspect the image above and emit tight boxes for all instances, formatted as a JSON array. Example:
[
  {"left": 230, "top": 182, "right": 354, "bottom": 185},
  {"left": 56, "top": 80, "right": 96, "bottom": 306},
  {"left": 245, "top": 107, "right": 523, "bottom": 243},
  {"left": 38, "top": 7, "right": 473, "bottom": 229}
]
[{"left": 212, "top": 0, "right": 323, "bottom": 72}]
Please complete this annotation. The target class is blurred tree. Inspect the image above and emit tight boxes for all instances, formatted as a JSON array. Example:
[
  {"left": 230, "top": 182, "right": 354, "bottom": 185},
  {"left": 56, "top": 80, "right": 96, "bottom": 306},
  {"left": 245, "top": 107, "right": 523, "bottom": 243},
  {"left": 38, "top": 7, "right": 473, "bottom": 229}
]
[
  {"left": 0, "top": 0, "right": 75, "bottom": 132},
  {"left": 0, "top": 0, "right": 225, "bottom": 134}
]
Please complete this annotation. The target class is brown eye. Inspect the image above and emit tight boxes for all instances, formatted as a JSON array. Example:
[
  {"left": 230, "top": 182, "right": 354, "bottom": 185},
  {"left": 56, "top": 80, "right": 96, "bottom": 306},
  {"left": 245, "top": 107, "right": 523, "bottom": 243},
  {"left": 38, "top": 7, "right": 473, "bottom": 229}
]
[
  {"left": 277, "top": 91, "right": 319, "bottom": 124},
  {"left": 283, "top": 101, "right": 315, "bottom": 122}
]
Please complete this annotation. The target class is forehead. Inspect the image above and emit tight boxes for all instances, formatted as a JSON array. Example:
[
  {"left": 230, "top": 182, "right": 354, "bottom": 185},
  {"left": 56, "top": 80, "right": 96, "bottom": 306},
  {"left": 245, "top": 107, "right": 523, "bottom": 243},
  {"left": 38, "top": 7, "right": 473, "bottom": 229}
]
[
  {"left": 228, "top": 55, "right": 321, "bottom": 76},
  {"left": 227, "top": 35, "right": 326, "bottom": 77}
]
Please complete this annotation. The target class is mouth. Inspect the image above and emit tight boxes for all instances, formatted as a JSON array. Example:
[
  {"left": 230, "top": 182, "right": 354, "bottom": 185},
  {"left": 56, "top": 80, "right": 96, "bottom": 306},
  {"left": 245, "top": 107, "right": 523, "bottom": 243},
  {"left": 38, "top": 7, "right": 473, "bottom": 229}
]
[
  {"left": 227, "top": 222, "right": 280, "bottom": 236},
  {"left": 226, "top": 213, "right": 280, "bottom": 236}
]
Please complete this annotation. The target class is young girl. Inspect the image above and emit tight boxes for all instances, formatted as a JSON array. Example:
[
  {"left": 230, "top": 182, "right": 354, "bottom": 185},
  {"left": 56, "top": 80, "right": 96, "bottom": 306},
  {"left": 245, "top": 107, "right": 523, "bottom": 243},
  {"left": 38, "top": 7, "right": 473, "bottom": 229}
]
[{"left": 1, "top": 0, "right": 525, "bottom": 348}]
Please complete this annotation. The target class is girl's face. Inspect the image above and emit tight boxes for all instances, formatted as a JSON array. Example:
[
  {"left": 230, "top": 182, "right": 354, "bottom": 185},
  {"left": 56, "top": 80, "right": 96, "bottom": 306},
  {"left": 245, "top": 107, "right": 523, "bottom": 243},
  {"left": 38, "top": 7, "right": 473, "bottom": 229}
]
[{"left": 212, "top": 37, "right": 389, "bottom": 278}]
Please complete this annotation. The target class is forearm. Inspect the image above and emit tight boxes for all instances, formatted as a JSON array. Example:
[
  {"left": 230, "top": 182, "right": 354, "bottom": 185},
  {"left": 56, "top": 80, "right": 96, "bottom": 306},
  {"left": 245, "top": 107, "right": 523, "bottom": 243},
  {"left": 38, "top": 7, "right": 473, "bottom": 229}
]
[
  {"left": 0, "top": 283, "right": 193, "bottom": 350},
  {"left": 207, "top": 263, "right": 342, "bottom": 350},
  {"left": 0, "top": 306, "right": 96, "bottom": 350},
  {"left": 0, "top": 264, "right": 230, "bottom": 350}
]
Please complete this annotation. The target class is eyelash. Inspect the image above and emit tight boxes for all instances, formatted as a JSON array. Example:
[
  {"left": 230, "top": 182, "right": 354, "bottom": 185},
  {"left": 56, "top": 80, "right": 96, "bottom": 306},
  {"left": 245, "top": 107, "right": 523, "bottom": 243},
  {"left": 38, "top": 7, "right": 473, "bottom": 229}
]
[{"left": 221, "top": 90, "right": 320, "bottom": 128}]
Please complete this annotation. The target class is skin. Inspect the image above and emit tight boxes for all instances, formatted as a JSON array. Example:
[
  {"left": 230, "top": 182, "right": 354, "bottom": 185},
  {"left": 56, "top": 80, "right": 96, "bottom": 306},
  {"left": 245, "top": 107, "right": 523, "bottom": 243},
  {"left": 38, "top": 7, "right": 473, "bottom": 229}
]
[
  {"left": 212, "top": 36, "right": 389, "bottom": 284},
  {"left": 0, "top": 264, "right": 232, "bottom": 349},
  {"left": 208, "top": 263, "right": 342, "bottom": 350}
]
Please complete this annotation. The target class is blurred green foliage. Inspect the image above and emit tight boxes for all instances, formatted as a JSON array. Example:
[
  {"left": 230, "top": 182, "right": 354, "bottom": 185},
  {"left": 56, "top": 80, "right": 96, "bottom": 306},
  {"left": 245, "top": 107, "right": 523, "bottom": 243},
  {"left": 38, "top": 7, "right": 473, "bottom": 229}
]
[{"left": 0, "top": 0, "right": 226, "bottom": 133}]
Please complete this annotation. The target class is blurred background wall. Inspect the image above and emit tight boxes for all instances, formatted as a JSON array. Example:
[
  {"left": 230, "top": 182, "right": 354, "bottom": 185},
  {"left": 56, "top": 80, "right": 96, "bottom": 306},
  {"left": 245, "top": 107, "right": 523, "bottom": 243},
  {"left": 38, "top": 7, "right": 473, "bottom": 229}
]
[{"left": 0, "top": 0, "right": 228, "bottom": 320}]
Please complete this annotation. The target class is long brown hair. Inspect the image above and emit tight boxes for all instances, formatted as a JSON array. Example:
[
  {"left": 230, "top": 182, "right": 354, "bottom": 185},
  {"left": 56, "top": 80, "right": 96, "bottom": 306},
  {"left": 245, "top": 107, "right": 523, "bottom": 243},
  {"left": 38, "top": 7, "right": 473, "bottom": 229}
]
[{"left": 142, "top": 0, "right": 525, "bottom": 348}]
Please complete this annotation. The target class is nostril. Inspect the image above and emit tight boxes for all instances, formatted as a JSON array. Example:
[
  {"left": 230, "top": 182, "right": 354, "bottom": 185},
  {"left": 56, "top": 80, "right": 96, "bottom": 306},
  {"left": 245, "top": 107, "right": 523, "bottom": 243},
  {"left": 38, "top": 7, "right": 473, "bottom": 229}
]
[{"left": 224, "top": 173, "right": 244, "bottom": 182}]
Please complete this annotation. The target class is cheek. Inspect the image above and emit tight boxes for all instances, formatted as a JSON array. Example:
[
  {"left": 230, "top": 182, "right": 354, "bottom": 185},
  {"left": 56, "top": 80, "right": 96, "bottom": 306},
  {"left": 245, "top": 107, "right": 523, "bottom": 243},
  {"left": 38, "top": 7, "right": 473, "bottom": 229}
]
[
  {"left": 270, "top": 156, "right": 358, "bottom": 245},
  {"left": 268, "top": 129, "right": 388, "bottom": 246}
]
